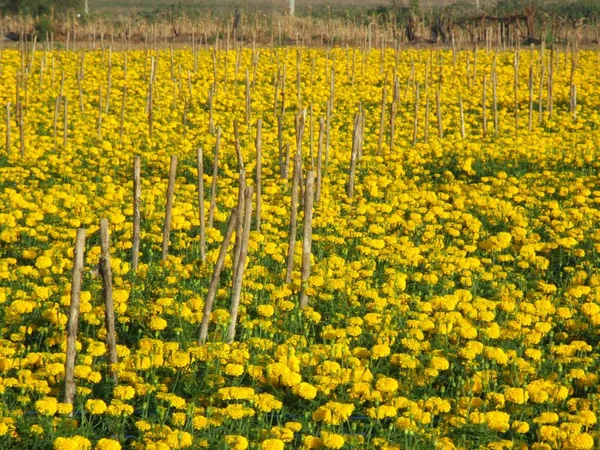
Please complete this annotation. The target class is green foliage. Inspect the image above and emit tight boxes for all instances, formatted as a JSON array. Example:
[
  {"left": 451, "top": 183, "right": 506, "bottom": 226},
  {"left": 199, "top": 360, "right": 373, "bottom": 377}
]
[{"left": 0, "top": 0, "right": 84, "bottom": 16}]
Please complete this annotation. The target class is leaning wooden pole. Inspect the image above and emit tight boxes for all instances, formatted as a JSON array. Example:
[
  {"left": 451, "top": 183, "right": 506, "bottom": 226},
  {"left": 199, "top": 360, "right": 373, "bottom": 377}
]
[
  {"left": 161, "top": 155, "right": 178, "bottom": 261},
  {"left": 99, "top": 219, "right": 118, "bottom": 384},
  {"left": 198, "top": 209, "right": 238, "bottom": 344},
  {"left": 285, "top": 149, "right": 302, "bottom": 284},
  {"left": 299, "top": 171, "right": 315, "bottom": 309},
  {"left": 227, "top": 186, "right": 254, "bottom": 343},
  {"left": 197, "top": 146, "right": 207, "bottom": 262},
  {"left": 209, "top": 128, "right": 221, "bottom": 227},
  {"left": 132, "top": 156, "right": 141, "bottom": 270},
  {"left": 64, "top": 228, "right": 86, "bottom": 411},
  {"left": 255, "top": 118, "right": 263, "bottom": 231}
]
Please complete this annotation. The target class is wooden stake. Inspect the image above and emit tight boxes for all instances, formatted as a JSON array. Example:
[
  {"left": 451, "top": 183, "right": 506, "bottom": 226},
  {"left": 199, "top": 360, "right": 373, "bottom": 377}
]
[
  {"left": 64, "top": 228, "right": 86, "bottom": 410},
  {"left": 197, "top": 147, "right": 206, "bottom": 262},
  {"left": 492, "top": 71, "right": 498, "bottom": 134},
  {"left": 5, "top": 102, "right": 10, "bottom": 156},
  {"left": 99, "top": 219, "right": 118, "bottom": 384},
  {"left": 198, "top": 209, "right": 237, "bottom": 344},
  {"left": 63, "top": 96, "right": 68, "bottom": 147},
  {"left": 161, "top": 155, "right": 178, "bottom": 261},
  {"left": 120, "top": 85, "right": 127, "bottom": 138},
  {"left": 316, "top": 118, "right": 324, "bottom": 202},
  {"left": 227, "top": 186, "right": 254, "bottom": 343},
  {"left": 412, "top": 84, "right": 419, "bottom": 146},
  {"left": 459, "top": 94, "right": 465, "bottom": 139},
  {"left": 528, "top": 66, "right": 534, "bottom": 132},
  {"left": 132, "top": 156, "right": 141, "bottom": 271},
  {"left": 299, "top": 171, "right": 315, "bottom": 309},
  {"left": 436, "top": 89, "right": 443, "bottom": 138},
  {"left": 255, "top": 119, "right": 262, "bottom": 231},
  {"left": 209, "top": 128, "right": 221, "bottom": 227},
  {"left": 285, "top": 149, "right": 302, "bottom": 284},
  {"left": 232, "top": 170, "right": 246, "bottom": 283},
  {"left": 378, "top": 80, "right": 387, "bottom": 156},
  {"left": 347, "top": 113, "right": 360, "bottom": 199},
  {"left": 482, "top": 75, "right": 488, "bottom": 138}
]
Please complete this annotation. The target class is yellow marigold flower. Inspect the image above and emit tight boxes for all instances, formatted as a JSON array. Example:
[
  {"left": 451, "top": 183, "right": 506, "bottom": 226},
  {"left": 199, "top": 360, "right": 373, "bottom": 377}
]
[
  {"left": 534, "top": 412, "right": 559, "bottom": 425},
  {"left": 262, "top": 439, "right": 285, "bottom": 450},
  {"left": 218, "top": 387, "right": 255, "bottom": 400},
  {"left": 225, "top": 435, "right": 249, "bottom": 450},
  {"left": 85, "top": 399, "right": 108, "bottom": 415},
  {"left": 113, "top": 385, "right": 135, "bottom": 401},
  {"left": 370, "top": 344, "right": 390, "bottom": 360},
  {"left": 566, "top": 433, "right": 594, "bottom": 450},
  {"left": 95, "top": 438, "right": 121, "bottom": 450},
  {"left": 35, "top": 397, "right": 58, "bottom": 416},
  {"left": 375, "top": 377, "right": 398, "bottom": 393},
  {"left": 321, "top": 431, "right": 344, "bottom": 449},
  {"left": 254, "top": 393, "right": 283, "bottom": 413},
  {"left": 192, "top": 415, "right": 208, "bottom": 430},
  {"left": 302, "top": 436, "right": 324, "bottom": 449},
  {"left": 430, "top": 356, "right": 450, "bottom": 371},
  {"left": 54, "top": 436, "right": 92, "bottom": 450},
  {"left": 35, "top": 255, "right": 53, "bottom": 269},
  {"left": 149, "top": 317, "right": 167, "bottom": 331},
  {"left": 292, "top": 382, "right": 318, "bottom": 400},
  {"left": 511, "top": 421, "right": 530, "bottom": 434},
  {"left": 257, "top": 304, "right": 275, "bottom": 317},
  {"left": 57, "top": 403, "right": 74, "bottom": 415},
  {"left": 165, "top": 430, "right": 193, "bottom": 448},
  {"left": 313, "top": 402, "right": 354, "bottom": 425},
  {"left": 485, "top": 411, "right": 510, "bottom": 432},
  {"left": 224, "top": 363, "right": 244, "bottom": 377},
  {"left": 505, "top": 387, "right": 528, "bottom": 404}
]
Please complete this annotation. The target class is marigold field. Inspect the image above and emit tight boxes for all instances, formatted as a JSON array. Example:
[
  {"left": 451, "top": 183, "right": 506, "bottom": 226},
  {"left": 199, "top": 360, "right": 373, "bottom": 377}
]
[{"left": 1, "top": 43, "right": 600, "bottom": 450}]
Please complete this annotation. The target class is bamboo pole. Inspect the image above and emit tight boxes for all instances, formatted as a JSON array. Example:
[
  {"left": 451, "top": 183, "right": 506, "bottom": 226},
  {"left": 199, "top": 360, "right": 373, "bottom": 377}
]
[
  {"left": 492, "top": 70, "right": 498, "bottom": 134},
  {"left": 285, "top": 149, "right": 302, "bottom": 284},
  {"left": 316, "top": 117, "right": 324, "bottom": 202},
  {"left": 378, "top": 80, "right": 387, "bottom": 156},
  {"left": 63, "top": 96, "right": 68, "bottom": 147},
  {"left": 436, "top": 89, "right": 443, "bottom": 138},
  {"left": 120, "top": 85, "right": 127, "bottom": 138},
  {"left": 255, "top": 119, "right": 262, "bottom": 231},
  {"left": 424, "top": 92, "right": 430, "bottom": 143},
  {"left": 278, "top": 114, "right": 284, "bottom": 178},
  {"left": 99, "top": 219, "right": 118, "bottom": 384},
  {"left": 5, "top": 102, "right": 10, "bottom": 156},
  {"left": 198, "top": 209, "right": 237, "bottom": 344},
  {"left": 347, "top": 113, "right": 360, "bottom": 199},
  {"left": 514, "top": 50, "right": 519, "bottom": 133},
  {"left": 161, "top": 155, "right": 178, "bottom": 261},
  {"left": 197, "top": 146, "right": 206, "bottom": 262},
  {"left": 299, "top": 171, "right": 315, "bottom": 309},
  {"left": 227, "top": 186, "right": 254, "bottom": 343},
  {"left": 132, "top": 156, "right": 141, "bottom": 271},
  {"left": 412, "top": 84, "right": 419, "bottom": 145},
  {"left": 232, "top": 170, "right": 246, "bottom": 283},
  {"left": 528, "top": 66, "right": 534, "bottom": 132},
  {"left": 64, "top": 228, "right": 86, "bottom": 410},
  {"left": 482, "top": 75, "right": 488, "bottom": 138},
  {"left": 459, "top": 94, "right": 465, "bottom": 139},
  {"left": 209, "top": 128, "right": 221, "bottom": 227}
]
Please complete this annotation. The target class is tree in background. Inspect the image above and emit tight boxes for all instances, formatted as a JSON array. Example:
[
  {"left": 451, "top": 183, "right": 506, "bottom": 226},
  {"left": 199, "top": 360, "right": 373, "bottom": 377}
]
[{"left": 0, "top": 0, "right": 83, "bottom": 16}]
